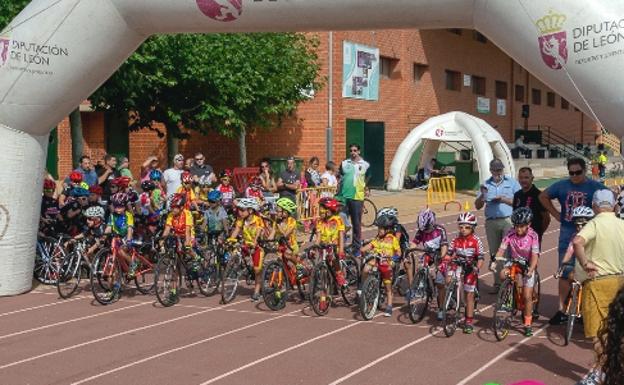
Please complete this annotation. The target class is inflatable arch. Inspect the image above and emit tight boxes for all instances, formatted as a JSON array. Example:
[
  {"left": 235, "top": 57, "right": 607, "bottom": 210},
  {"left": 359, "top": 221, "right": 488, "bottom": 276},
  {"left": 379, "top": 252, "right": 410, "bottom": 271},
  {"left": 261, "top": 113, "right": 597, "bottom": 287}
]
[
  {"left": 2, "top": 0, "right": 624, "bottom": 295},
  {"left": 387, "top": 112, "right": 514, "bottom": 191}
]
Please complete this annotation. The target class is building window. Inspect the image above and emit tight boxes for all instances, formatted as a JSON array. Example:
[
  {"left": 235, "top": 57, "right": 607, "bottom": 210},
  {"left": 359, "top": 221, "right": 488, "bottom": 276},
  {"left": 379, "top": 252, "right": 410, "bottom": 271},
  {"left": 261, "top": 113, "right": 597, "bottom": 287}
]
[
  {"left": 515, "top": 85, "right": 525, "bottom": 102},
  {"left": 547, "top": 92, "right": 555, "bottom": 107},
  {"left": 447, "top": 29, "right": 462, "bottom": 35},
  {"left": 472, "top": 76, "right": 486, "bottom": 96},
  {"left": 532, "top": 88, "right": 541, "bottom": 105},
  {"left": 413, "top": 63, "right": 428, "bottom": 83},
  {"left": 473, "top": 31, "right": 487, "bottom": 43},
  {"left": 495, "top": 81, "right": 508, "bottom": 99},
  {"left": 445, "top": 70, "right": 461, "bottom": 91},
  {"left": 561, "top": 98, "right": 570, "bottom": 110},
  {"left": 380, "top": 56, "right": 398, "bottom": 79}
]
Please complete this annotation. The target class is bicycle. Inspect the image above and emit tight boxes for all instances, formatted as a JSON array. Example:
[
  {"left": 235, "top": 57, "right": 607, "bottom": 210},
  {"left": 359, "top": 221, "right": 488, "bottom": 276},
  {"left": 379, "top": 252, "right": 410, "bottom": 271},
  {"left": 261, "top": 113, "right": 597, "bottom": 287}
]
[
  {"left": 361, "top": 198, "right": 378, "bottom": 228},
  {"left": 56, "top": 238, "right": 94, "bottom": 299},
  {"left": 261, "top": 238, "right": 315, "bottom": 310},
  {"left": 308, "top": 244, "right": 359, "bottom": 316},
  {"left": 406, "top": 247, "right": 440, "bottom": 324},
  {"left": 91, "top": 236, "right": 156, "bottom": 305},
  {"left": 34, "top": 234, "right": 68, "bottom": 285},
  {"left": 219, "top": 239, "right": 255, "bottom": 304},
  {"left": 492, "top": 260, "right": 541, "bottom": 341},
  {"left": 358, "top": 253, "right": 391, "bottom": 320},
  {"left": 555, "top": 263, "right": 582, "bottom": 346},
  {"left": 194, "top": 230, "right": 226, "bottom": 297},
  {"left": 440, "top": 257, "right": 480, "bottom": 337}
]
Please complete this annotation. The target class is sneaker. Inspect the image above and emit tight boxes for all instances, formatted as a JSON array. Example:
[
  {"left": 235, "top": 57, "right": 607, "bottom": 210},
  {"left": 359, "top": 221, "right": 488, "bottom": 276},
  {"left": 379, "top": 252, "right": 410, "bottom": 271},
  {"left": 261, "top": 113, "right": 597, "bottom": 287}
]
[
  {"left": 437, "top": 310, "right": 444, "bottom": 321},
  {"left": 549, "top": 310, "right": 569, "bottom": 325},
  {"left": 168, "top": 289, "right": 179, "bottom": 304},
  {"left": 524, "top": 326, "right": 533, "bottom": 337},
  {"left": 251, "top": 293, "right": 260, "bottom": 302},
  {"left": 384, "top": 305, "right": 393, "bottom": 317},
  {"left": 463, "top": 324, "right": 474, "bottom": 334}
]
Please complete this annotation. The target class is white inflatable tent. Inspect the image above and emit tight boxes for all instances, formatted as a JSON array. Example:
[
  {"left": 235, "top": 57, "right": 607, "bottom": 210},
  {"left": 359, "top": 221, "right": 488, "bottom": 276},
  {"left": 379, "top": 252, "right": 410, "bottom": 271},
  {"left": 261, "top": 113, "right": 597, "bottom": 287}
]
[
  {"left": 2, "top": 0, "right": 624, "bottom": 295},
  {"left": 387, "top": 112, "right": 514, "bottom": 191}
]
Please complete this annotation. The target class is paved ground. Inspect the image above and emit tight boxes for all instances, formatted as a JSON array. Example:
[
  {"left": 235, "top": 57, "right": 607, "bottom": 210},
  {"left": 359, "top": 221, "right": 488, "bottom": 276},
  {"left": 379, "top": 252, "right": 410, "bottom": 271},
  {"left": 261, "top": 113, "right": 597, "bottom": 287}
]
[{"left": 0, "top": 203, "right": 593, "bottom": 385}]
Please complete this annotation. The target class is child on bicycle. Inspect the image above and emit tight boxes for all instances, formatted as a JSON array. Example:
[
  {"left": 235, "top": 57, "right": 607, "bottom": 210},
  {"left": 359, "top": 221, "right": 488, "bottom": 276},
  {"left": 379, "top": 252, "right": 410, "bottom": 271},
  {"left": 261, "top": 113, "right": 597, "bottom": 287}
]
[
  {"left": 314, "top": 197, "right": 348, "bottom": 288},
  {"left": 493, "top": 207, "right": 539, "bottom": 336},
  {"left": 445, "top": 212, "right": 484, "bottom": 333},
  {"left": 216, "top": 170, "right": 236, "bottom": 212},
  {"left": 228, "top": 198, "right": 265, "bottom": 301},
  {"left": 360, "top": 213, "right": 401, "bottom": 317},
  {"left": 176, "top": 171, "right": 199, "bottom": 211},
  {"left": 70, "top": 205, "right": 107, "bottom": 263},
  {"left": 556, "top": 206, "right": 595, "bottom": 281},
  {"left": 195, "top": 175, "right": 213, "bottom": 209},
  {"left": 204, "top": 190, "right": 229, "bottom": 234},
  {"left": 105, "top": 192, "right": 137, "bottom": 275},
  {"left": 409, "top": 208, "right": 449, "bottom": 305},
  {"left": 270, "top": 197, "right": 305, "bottom": 278}
]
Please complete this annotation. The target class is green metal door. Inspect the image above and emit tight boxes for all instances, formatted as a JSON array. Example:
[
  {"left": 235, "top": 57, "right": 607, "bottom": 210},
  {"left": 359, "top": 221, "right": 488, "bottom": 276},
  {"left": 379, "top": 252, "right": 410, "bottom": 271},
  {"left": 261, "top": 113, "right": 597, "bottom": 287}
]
[
  {"left": 364, "top": 121, "right": 385, "bottom": 188},
  {"left": 46, "top": 127, "right": 59, "bottom": 179},
  {"left": 346, "top": 119, "right": 365, "bottom": 158},
  {"left": 105, "top": 112, "right": 130, "bottom": 160}
]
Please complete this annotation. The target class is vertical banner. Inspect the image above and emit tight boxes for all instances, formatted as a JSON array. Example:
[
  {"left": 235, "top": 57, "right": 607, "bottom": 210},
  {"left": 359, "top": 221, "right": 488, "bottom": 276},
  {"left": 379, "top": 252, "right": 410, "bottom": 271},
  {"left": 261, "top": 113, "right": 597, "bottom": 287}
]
[
  {"left": 477, "top": 97, "right": 490, "bottom": 114},
  {"left": 496, "top": 99, "right": 506, "bottom": 116},
  {"left": 342, "top": 41, "right": 379, "bottom": 100}
]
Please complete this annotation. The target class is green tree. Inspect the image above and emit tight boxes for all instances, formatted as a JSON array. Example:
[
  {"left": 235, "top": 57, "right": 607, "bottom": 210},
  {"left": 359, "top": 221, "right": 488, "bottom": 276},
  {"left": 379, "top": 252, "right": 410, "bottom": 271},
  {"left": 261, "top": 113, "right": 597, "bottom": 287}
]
[
  {"left": 90, "top": 33, "right": 322, "bottom": 166},
  {"left": 0, "top": 0, "right": 30, "bottom": 31}
]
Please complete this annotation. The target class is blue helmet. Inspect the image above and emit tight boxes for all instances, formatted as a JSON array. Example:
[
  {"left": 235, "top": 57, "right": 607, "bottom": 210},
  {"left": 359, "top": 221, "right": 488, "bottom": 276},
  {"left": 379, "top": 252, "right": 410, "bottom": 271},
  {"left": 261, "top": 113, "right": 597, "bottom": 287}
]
[
  {"left": 149, "top": 169, "right": 162, "bottom": 181},
  {"left": 207, "top": 190, "right": 222, "bottom": 203},
  {"left": 69, "top": 187, "right": 90, "bottom": 197}
]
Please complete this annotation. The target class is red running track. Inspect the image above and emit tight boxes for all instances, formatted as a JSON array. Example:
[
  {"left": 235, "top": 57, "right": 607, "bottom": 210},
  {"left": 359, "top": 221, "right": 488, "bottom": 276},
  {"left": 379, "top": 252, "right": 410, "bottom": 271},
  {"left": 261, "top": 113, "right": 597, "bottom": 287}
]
[{"left": 0, "top": 211, "right": 594, "bottom": 385}]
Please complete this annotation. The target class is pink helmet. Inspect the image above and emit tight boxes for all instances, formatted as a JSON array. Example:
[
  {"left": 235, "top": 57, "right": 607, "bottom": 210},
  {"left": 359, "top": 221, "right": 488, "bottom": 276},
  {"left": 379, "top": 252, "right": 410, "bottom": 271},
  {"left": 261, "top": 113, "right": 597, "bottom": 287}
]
[
  {"left": 457, "top": 211, "right": 478, "bottom": 226},
  {"left": 417, "top": 209, "right": 436, "bottom": 230}
]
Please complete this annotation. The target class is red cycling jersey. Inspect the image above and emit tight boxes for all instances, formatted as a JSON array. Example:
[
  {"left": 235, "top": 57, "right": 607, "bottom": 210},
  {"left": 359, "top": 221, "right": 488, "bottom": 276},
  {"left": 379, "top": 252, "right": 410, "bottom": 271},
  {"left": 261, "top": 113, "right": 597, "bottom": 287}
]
[{"left": 448, "top": 234, "right": 484, "bottom": 264}]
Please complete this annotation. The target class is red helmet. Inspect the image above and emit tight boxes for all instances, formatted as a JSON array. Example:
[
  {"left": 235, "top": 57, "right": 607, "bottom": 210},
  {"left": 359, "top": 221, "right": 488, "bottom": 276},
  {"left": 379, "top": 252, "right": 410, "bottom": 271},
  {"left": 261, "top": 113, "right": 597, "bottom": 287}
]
[
  {"left": 181, "top": 171, "right": 193, "bottom": 183},
  {"left": 319, "top": 197, "right": 340, "bottom": 214},
  {"left": 112, "top": 176, "right": 130, "bottom": 189},
  {"left": 43, "top": 179, "right": 56, "bottom": 190},
  {"left": 170, "top": 193, "right": 186, "bottom": 208},
  {"left": 69, "top": 171, "right": 83, "bottom": 183},
  {"left": 220, "top": 169, "right": 233, "bottom": 179},
  {"left": 89, "top": 185, "right": 103, "bottom": 195},
  {"left": 249, "top": 176, "right": 262, "bottom": 187}
]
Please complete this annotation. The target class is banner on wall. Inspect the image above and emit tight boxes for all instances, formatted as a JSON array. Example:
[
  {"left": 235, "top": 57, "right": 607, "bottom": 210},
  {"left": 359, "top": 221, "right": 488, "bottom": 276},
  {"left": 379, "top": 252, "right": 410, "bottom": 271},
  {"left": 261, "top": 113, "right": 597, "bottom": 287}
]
[
  {"left": 342, "top": 41, "right": 379, "bottom": 100},
  {"left": 496, "top": 99, "right": 506, "bottom": 116},
  {"left": 477, "top": 97, "right": 490, "bottom": 114}
]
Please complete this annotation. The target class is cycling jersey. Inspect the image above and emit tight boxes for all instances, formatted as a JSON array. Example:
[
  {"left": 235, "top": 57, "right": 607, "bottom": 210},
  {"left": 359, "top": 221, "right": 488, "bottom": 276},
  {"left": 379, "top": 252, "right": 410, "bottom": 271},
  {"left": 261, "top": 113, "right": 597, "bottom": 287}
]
[
  {"left": 316, "top": 215, "right": 345, "bottom": 244},
  {"left": 41, "top": 196, "right": 59, "bottom": 218},
  {"left": 204, "top": 206, "right": 228, "bottom": 232},
  {"left": 108, "top": 211, "right": 134, "bottom": 237},
  {"left": 448, "top": 234, "right": 484, "bottom": 263},
  {"left": 413, "top": 225, "right": 448, "bottom": 252},
  {"left": 498, "top": 228, "right": 540, "bottom": 263},
  {"left": 165, "top": 209, "right": 195, "bottom": 238},
  {"left": 217, "top": 184, "right": 235, "bottom": 207},
  {"left": 235, "top": 214, "right": 264, "bottom": 246},
  {"left": 245, "top": 187, "right": 264, "bottom": 200},
  {"left": 369, "top": 233, "right": 401, "bottom": 261},
  {"left": 175, "top": 186, "right": 197, "bottom": 209},
  {"left": 273, "top": 216, "right": 299, "bottom": 253}
]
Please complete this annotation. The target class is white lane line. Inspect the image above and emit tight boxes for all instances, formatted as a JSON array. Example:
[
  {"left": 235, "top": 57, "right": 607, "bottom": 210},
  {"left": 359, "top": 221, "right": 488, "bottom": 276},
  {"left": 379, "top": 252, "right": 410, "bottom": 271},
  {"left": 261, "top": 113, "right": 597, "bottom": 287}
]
[
  {"left": 70, "top": 308, "right": 303, "bottom": 385},
  {"left": 0, "top": 296, "right": 87, "bottom": 318},
  {"left": 0, "top": 298, "right": 248, "bottom": 370},
  {"left": 0, "top": 302, "right": 148, "bottom": 341},
  {"left": 455, "top": 325, "right": 549, "bottom": 385}
]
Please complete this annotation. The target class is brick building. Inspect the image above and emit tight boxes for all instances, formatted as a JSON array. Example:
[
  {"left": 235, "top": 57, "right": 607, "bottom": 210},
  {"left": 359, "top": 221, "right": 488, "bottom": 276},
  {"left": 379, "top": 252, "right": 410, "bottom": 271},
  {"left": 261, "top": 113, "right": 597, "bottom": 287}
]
[{"left": 50, "top": 28, "right": 606, "bottom": 185}]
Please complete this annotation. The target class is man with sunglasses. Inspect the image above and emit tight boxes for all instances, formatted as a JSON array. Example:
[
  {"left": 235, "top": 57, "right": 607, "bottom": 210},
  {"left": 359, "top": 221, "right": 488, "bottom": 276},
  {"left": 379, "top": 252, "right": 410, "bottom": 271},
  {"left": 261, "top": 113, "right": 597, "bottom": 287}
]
[
  {"left": 189, "top": 152, "right": 215, "bottom": 185},
  {"left": 539, "top": 157, "right": 606, "bottom": 325}
]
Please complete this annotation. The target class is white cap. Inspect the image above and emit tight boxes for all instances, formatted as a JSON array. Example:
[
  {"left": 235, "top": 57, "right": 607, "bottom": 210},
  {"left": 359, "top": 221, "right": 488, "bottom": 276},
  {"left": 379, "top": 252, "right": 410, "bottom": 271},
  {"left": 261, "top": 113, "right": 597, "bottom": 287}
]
[{"left": 592, "top": 189, "right": 615, "bottom": 208}]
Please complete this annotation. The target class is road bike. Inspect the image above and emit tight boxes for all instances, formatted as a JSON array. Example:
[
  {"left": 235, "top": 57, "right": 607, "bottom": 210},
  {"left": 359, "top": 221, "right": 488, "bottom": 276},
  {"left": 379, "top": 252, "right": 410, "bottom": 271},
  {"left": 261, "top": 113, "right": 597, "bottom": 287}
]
[
  {"left": 34, "top": 234, "right": 68, "bottom": 285},
  {"left": 56, "top": 238, "right": 94, "bottom": 299},
  {"left": 440, "top": 257, "right": 481, "bottom": 337},
  {"left": 555, "top": 263, "right": 582, "bottom": 346},
  {"left": 407, "top": 247, "right": 440, "bottom": 324},
  {"left": 220, "top": 239, "right": 255, "bottom": 304},
  {"left": 195, "top": 229, "right": 226, "bottom": 297},
  {"left": 361, "top": 198, "right": 378, "bottom": 228},
  {"left": 358, "top": 253, "right": 392, "bottom": 320}
]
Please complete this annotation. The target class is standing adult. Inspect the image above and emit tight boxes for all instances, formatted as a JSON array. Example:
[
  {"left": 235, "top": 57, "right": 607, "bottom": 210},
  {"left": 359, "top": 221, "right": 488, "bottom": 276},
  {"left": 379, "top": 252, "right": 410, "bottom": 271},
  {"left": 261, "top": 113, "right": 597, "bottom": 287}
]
[
  {"left": 67, "top": 155, "right": 98, "bottom": 187},
  {"left": 277, "top": 156, "right": 300, "bottom": 201},
  {"left": 163, "top": 154, "right": 185, "bottom": 197},
  {"left": 475, "top": 158, "right": 521, "bottom": 293},
  {"left": 305, "top": 157, "right": 322, "bottom": 187},
  {"left": 189, "top": 152, "right": 215, "bottom": 185},
  {"left": 572, "top": 189, "right": 624, "bottom": 385},
  {"left": 118, "top": 156, "right": 133, "bottom": 180},
  {"left": 539, "top": 157, "right": 606, "bottom": 325},
  {"left": 140, "top": 155, "right": 159, "bottom": 182},
  {"left": 598, "top": 151, "right": 608, "bottom": 180},
  {"left": 513, "top": 167, "right": 550, "bottom": 245},
  {"left": 338, "top": 143, "right": 370, "bottom": 255},
  {"left": 258, "top": 159, "right": 277, "bottom": 195},
  {"left": 97, "top": 154, "right": 121, "bottom": 202}
]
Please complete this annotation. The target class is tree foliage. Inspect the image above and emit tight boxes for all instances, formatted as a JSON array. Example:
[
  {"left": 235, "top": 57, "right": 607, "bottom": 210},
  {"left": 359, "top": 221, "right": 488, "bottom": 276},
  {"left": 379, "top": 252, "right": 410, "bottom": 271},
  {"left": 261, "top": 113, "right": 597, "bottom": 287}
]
[
  {"left": 0, "top": 0, "right": 30, "bottom": 31},
  {"left": 90, "top": 33, "right": 323, "bottom": 165}
]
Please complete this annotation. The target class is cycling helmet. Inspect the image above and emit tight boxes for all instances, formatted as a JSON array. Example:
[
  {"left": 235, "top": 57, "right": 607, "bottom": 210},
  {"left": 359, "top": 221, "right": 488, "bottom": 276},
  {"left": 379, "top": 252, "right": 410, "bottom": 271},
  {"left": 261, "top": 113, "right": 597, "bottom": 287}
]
[
  {"left": 149, "top": 169, "right": 162, "bottom": 181},
  {"left": 43, "top": 179, "right": 56, "bottom": 190},
  {"left": 276, "top": 197, "right": 297, "bottom": 216},
  {"left": 207, "top": 190, "right": 223, "bottom": 203},
  {"left": 457, "top": 211, "right": 478, "bottom": 226},
  {"left": 375, "top": 214, "right": 398, "bottom": 229},
  {"left": 112, "top": 176, "right": 131, "bottom": 189},
  {"left": 141, "top": 180, "right": 156, "bottom": 192},
  {"left": 84, "top": 205, "right": 105, "bottom": 219},
  {"left": 110, "top": 192, "right": 129, "bottom": 207},
  {"left": 249, "top": 176, "right": 262, "bottom": 188},
  {"left": 219, "top": 169, "right": 232, "bottom": 179},
  {"left": 235, "top": 198, "right": 260, "bottom": 211},
  {"left": 70, "top": 187, "right": 90, "bottom": 198},
  {"left": 572, "top": 205, "right": 595, "bottom": 220},
  {"left": 79, "top": 181, "right": 90, "bottom": 190},
  {"left": 181, "top": 171, "right": 193, "bottom": 183},
  {"left": 511, "top": 207, "right": 533, "bottom": 225},
  {"left": 417, "top": 209, "right": 436, "bottom": 230},
  {"left": 170, "top": 193, "right": 186, "bottom": 208},
  {"left": 69, "top": 171, "right": 83, "bottom": 183},
  {"left": 377, "top": 207, "right": 398, "bottom": 220},
  {"left": 89, "top": 185, "right": 103, "bottom": 195},
  {"left": 319, "top": 197, "right": 340, "bottom": 214},
  {"left": 198, "top": 175, "right": 212, "bottom": 187}
]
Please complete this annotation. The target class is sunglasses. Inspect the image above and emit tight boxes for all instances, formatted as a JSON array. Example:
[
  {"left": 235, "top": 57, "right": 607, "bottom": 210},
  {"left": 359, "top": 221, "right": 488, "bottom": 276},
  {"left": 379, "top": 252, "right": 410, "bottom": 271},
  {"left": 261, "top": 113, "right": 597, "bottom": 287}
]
[
  {"left": 195, "top": 158, "right": 204, "bottom": 161},
  {"left": 569, "top": 169, "right": 584, "bottom": 176},
  {"left": 350, "top": 149, "right": 359, "bottom": 153}
]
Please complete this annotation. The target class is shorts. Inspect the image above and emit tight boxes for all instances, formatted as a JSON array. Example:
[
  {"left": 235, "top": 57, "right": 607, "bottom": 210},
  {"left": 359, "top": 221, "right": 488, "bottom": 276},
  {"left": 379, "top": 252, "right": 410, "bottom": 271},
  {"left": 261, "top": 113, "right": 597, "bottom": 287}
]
[
  {"left": 378, "top": 260, "right": 393, "bottom": 284},
  {"left": 558, "top": 231, "right": 575, "bottom": 279},
  {"left": 243, "top": 245, "right": 264, "bottom": 271},
  {"left": 504, "top": 261, "right": 536, "bottom": 288},
  {"left": 443, "top": 265, "right": 478, "bottom": 292},
  {"left": 582, "top": 276, "right": 624, "bottom": 338}
]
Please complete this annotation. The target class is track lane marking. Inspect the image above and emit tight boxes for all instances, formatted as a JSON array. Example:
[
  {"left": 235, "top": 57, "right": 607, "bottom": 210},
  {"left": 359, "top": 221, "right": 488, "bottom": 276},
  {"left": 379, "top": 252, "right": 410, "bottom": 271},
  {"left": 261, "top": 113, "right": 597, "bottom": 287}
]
[{"left": 0, "top": 296, "right": 86, "bottom": 318}]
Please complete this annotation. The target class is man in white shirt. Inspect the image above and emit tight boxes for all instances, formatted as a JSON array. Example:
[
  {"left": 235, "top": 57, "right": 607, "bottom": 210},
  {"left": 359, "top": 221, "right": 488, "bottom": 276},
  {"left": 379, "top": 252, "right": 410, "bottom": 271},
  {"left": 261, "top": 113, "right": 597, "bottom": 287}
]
[{"left": 163, "top": 154, "right": 185, "bottom": 197}]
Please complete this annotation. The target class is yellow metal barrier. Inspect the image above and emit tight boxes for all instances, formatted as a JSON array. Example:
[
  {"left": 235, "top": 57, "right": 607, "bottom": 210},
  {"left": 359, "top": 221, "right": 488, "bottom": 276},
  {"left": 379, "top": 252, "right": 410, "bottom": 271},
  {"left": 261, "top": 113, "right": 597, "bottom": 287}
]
[
  {"left": 295, "top": 186, "right": 338, "bottom": 221},
  {"left": 427, "top": 176, "right": 461, "bottom": 210}
]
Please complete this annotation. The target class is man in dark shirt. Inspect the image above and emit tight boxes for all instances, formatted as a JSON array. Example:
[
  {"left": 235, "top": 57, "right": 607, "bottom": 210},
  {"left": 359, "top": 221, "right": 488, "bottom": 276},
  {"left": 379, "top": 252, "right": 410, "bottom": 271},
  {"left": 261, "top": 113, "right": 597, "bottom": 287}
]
[
  {"left": 277, "top": 156, "right": 300, "bottom": 201},
  {"left": 97, "top": 154, "right": 121, "bottom": 201},
  {"left": 189, "top": 152, "right": 215, "bottom": 184},
  {"left": 513, "top": 167, "right": 550, "bottom": 245}
]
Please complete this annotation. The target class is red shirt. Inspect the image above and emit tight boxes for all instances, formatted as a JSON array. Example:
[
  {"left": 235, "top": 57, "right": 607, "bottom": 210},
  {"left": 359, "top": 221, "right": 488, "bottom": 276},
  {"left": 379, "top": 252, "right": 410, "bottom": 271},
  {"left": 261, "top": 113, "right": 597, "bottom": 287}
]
[
  {"left": 448, "top": 234, "right": 484, "bottom": 264},
  {"left": 217, "top": 184, "right": 235, "bottom": 207}
]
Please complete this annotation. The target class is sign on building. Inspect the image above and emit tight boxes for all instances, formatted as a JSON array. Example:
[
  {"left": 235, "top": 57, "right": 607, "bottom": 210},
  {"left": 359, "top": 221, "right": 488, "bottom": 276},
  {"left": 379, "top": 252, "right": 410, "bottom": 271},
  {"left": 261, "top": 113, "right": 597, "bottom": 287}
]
[
  {"left": 342, "top": 41, "right": 379, "bottom": 101},
  {"left": 496, "top": 99, "right": 506, "bottom": 116},
  {"left": 477, "top": 97, "right": 490, "bottom": 114}
]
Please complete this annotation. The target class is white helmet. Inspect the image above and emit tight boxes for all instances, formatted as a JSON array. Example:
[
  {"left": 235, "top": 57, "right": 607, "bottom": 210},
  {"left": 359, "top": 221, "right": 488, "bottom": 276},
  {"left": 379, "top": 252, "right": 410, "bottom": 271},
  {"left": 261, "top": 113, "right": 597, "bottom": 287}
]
[
  {"left": 457, "top": 211, "right": 478, "bottom": 226},
  {"left": 236, "top": 198, "right": 260, "bottom": 211},
  {"left": 377, "top": 207, "right": 398, "bottom": 219},
  {"left": 84, "top": 205, "right": 105, "bottom": 219},
  {"left": 571, "top": 206, "right": 595, "bottom": 220}
]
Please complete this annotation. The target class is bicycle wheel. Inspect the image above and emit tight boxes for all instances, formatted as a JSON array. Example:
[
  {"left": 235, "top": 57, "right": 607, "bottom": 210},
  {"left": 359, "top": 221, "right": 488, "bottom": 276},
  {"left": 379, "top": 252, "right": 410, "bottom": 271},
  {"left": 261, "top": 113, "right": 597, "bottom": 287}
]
[
  {"left": 442, "top": 281, "right": 459, "bottom": 337},
  {"left": 57, "top": 251, "right": 82, "bottom": 299},
  {"left": 221, "top": 256, "right": 241, "bottom": 304},
  {"left": 90, "top": 249, "right": 122, "bottom": 305},
  {"left": 34, "top": 237, "right": 63, "bottom": 285},
  {"left": 359, "top": 275, "right": 380, "bottom": 320},
  {"left": 341, "top": 256, "right": 360, "bottom": 306},
  {"left": 155, "top": 254, "right": 181, "bottom": 307},
  {"left": 564, "top": 286, "right": 578, "bottom": 346},
  {"left": 532, "top": 270, "right": 541, "bottom": 317},
  {"left": 493, "top": 279, "right": 514, "bottom": 341},
  {"left": 408, "top": 268, "right": 430, "bottom": 324},
  {"left": 134, "top": 255, "right": 156, "bottom": 295},
  {"left": 198, "top": 253, "right": 220, "bottom": 297},
  {"left": 361, "top": 198, "right": 378, "bottom": 228},
  {"left": 309, "top": 264, "right": 332, "bottom": 316},
  {"left": 262, "top": 261, "right": 288, "bottom": 311}
]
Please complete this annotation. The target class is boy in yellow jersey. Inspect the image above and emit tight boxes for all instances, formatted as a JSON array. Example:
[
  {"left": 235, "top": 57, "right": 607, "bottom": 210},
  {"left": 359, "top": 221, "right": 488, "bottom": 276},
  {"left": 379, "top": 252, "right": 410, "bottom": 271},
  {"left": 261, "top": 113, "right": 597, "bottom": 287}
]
[
  {"left": 360, "top": 214, "right": 401, "bottom": 317},
  {"left": 270, "top": 198, "right": 305, "bottom": 278},
  {"left": 314, "top": 197, "right": 347, "bottom": 287},
  {"left": 195, "top": 175, "right": 213, "bottom": 208},
  {"left": 228, "top": 198, "right": 265, "bottom": 301},
  {"left": 176, "top": 171, "right": 199, "bottom": 211}
]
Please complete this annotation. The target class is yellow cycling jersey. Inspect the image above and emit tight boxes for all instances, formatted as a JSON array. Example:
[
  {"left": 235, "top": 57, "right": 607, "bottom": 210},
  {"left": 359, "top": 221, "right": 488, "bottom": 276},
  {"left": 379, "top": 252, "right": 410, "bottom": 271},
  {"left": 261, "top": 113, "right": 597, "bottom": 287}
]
[
  {"left": 165, "top": 209, "right": 195, "bottom": 238},
  {"left": 316, "top": 215, "right": 345, "bottom": 244},
  {"left": 274, "top": 217, "right": 299, "bottom": 253},
  {"left": 235, "top": 214, "right": 265, "bottom": 246},
  {"left": 369, "top": 233, "right": 400, "bottom": 261}
]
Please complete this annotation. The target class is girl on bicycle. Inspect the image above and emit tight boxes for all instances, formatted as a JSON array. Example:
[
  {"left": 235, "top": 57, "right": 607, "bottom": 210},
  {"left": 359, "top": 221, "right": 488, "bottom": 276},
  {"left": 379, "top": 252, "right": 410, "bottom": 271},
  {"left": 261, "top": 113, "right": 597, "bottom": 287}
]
[
  {"left": 493, "top": 207, "right": 539, "bottom": 336},
  {"left": 228, "top": 198, "right": 265, "bottom": 301},
  {"left": 360, "top": 213, "right": 401, "bottom": 317},
  {"left": 105, "top": 192, "right": 137, "bottom": 275},
  {"left": 269, "top": 198, "right": 304, "bottom": 278},
  {"left": 314, "top": 197, "right": 347, "bottom": 288},
  {"left": 444, "top": 212, "right": 484, "bottom": 333}
]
